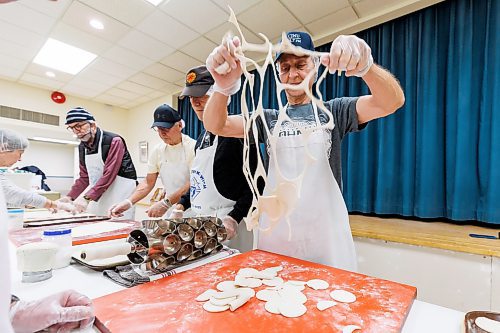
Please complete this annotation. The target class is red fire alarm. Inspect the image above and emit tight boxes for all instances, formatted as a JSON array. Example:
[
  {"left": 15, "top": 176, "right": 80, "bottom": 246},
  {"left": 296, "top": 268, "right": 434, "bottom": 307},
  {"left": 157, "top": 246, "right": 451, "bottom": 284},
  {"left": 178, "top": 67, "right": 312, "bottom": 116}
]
[{"left": 51, "top": 91, "right": 66, "bottom": 104}]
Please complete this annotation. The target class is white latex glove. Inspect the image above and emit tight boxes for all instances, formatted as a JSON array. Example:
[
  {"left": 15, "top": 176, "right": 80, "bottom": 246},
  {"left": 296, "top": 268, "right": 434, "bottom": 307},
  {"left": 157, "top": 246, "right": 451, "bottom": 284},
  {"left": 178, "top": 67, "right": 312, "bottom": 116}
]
[
  {"left": 320, "top": 35, "right": 373, "bottom": 77},
  {"left": 55, "top": 201, "right": 76, "bottom": 213},
  {"left": 73, "top": 197, "right": 89, "bottom": 214},
  {"left": 146, "top": 200, "right": 169, "bottom": 218},
  {"left": 10, "top": 290, "right": 94, "bottom": 333},
  {"left": 56, "top": 196, "right": 72, "bottom": 204},
  {"left": 109, "top": 199, "right": 133, "bottom": 218},
  {"left": 222, "top": 215, "right": 238, "bottom": 240},
  {"left": 206, "top": 35, "right": 242, "bottom": 96},
  {"left": 168, "top": 209, "right": 184, "bottom": 219}
]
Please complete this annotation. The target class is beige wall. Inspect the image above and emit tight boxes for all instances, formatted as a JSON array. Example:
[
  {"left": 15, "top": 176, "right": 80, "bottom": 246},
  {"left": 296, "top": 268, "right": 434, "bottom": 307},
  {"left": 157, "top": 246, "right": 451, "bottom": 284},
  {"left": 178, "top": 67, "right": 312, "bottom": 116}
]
[{"left": 0, "top": 79, "right": 173, "bottom": 183}]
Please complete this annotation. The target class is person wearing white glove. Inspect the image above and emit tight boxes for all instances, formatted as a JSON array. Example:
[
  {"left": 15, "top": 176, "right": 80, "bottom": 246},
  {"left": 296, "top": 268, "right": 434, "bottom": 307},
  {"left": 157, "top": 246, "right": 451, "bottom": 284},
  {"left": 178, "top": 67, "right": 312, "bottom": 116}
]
[
  {"left": 10, "top": 290, "right": 94, "bottom": 333},
  {"left": 109, "top": 104, "right": 196, "bottom": 220},
  {"left": 73, "top": 196, "right": 90, "bottom": 214},
  {"left": 203, "top": 31, "right": 405, "bottom": 271},
  {"left": 174, "top": 66, "right": 257, "bottom": 253},
  {"left": 0, "top": 129, "right": 74, "bottom": 214}
]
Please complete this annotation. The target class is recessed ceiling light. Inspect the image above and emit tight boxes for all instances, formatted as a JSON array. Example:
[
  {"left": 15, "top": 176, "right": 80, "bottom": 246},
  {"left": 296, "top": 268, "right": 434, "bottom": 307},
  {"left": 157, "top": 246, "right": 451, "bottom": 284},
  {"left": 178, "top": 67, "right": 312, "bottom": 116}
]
[
  {"left": 145, "top": 0, "right": 163, "bottom": 6},
  {"left": 45, "top": 71, "right": 55, "bottom": 78},
  {"left": 33, "top": 38, "right": 97, "bottom": 75},
  {"left": 89, "top": 19, "right": 104, "bottom": 30}
]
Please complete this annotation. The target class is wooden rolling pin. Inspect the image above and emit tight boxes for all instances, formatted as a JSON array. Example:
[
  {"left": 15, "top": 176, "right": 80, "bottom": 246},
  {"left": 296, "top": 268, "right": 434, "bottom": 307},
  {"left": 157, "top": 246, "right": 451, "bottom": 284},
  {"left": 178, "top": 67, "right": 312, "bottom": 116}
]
[{"left": 79, "top": 242, "right": 132, "bottom": 261}]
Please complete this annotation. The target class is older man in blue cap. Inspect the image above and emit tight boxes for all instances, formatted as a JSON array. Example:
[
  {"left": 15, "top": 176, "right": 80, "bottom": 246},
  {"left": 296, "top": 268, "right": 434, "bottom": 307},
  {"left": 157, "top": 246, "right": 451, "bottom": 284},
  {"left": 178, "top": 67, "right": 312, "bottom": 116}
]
[{"left": 203, "top": 31, "right": 405, "bottom": 271}]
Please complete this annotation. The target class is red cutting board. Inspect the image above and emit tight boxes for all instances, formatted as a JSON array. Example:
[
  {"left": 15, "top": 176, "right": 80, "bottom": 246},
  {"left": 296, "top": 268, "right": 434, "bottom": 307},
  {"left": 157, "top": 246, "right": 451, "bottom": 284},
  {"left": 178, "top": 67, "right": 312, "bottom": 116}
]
[
  {"left": 8, "top": 220, "right": 140, "bottom": 246},
  {"left": 93, "top": 250, "right": 416, "bottom": 333}
]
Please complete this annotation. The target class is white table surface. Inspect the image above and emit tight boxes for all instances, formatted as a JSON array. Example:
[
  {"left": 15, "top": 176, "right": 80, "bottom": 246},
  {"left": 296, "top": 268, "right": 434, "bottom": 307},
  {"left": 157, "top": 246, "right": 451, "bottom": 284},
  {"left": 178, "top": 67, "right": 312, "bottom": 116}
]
[{"left": 9, "top": 242, "right": 465, "bottom": 333}]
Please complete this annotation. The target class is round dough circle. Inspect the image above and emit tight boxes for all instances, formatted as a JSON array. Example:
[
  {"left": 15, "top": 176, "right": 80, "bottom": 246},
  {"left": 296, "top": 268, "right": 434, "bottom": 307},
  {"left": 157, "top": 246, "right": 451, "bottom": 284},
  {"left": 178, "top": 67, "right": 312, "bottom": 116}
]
[
  {"left": 203, "top": 301, "right": 229, "bottom": 312},
  {"left": 256, "top": 289, "right": 279, "bottom": 302},
  {"left": 330, "top": 290, "right": 356, "bottom": 303},
  {"left": 317, "top": 300, "right": 337, "bottom": 311},
  {"left": 216, "top": 280, "right": 237, "bottom": 291},
  {"left": 195, "top": 289, "right": 217, "bottom": 302},
  {"left": 278, "top": 301, "right": 307, "bottom": 318},
  {"left": 306, "top": 279, "right": 329, "bottom": 290},
  {"left": 262, "top": 277, "right": 284, "bottom": 287},
  {"left": 264, "top": 299, "right": 281, "bottom": 314}
]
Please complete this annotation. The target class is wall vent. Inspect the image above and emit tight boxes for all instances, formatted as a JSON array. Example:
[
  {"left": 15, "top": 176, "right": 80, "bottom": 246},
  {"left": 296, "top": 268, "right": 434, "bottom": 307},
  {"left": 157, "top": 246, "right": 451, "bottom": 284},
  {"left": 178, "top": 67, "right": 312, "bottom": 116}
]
[{"left": 0, "top": 105, "right": 59, "bottom": 126}]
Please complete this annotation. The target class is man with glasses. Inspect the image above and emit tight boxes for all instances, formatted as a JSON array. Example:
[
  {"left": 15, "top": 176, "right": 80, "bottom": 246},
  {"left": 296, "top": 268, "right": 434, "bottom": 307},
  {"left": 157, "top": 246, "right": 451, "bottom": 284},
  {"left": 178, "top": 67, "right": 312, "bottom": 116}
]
[
  {"left": 204, "top": 31, "right": 405, "bottom": 270},
  {"left": 110, "top": 104, "right": 195, "bottom": 218},
  {"left": 59, "top": 107, "right": 138, "bottom": 219}
]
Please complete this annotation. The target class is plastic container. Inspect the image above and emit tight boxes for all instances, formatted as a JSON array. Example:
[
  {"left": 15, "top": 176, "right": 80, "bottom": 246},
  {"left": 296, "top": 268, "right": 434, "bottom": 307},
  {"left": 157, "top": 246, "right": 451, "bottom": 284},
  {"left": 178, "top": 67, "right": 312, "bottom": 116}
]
[
  {"left": 7, "top": 209, "right": 24, "bottom": 230},
  {"left": 42, "top": 228, "right": 73, "bottom": 269}
]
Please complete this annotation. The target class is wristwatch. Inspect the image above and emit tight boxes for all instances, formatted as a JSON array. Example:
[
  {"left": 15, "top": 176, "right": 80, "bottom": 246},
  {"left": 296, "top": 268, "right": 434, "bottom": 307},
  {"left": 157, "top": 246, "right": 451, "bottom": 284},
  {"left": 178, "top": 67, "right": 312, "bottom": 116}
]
[
  {"left": 83, "top": 195, "right": 92, "bottom": 202},
  {"left": 11, "top": 294, "right": 19, "bottom": 305},
  {"left": 162, "top": 197, "right": 172, "bottom": 209}
]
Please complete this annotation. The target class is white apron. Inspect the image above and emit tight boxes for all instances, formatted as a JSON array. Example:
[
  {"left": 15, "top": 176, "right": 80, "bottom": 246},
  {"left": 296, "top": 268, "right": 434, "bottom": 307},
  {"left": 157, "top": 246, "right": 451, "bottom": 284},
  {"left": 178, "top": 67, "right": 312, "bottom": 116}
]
[
  {"left": 86, "top": 133, "right": 137, "bottom": 220},
  {"left": 0, "top": 185, "right": 14, "bottom": 333},
  {"left": 158, "top": 141, "right": 190, "bottom": 216},
  {"left": 190, "top": 133, "right": 253, "bottom": 252},
  {"left": 258, "top": 103, "right": 357, "bottom": 271}
]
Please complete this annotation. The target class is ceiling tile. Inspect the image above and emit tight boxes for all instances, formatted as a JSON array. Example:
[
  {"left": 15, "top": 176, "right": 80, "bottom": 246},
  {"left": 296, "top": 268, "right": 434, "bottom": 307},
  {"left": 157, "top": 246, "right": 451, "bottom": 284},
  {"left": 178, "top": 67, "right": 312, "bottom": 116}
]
[
  {"left": 306, "top": 7, "right": 359, "bottom": 37},
  {"left": 63, "top": 78, "right": 111, "bottom": 95},
  {"left": 142, "top": 63, "right": 185, "bottom": 83},
  {"left": 180, "top": 36, "right": 217, "bottom": 62},
  {"left": 77, "top": 69, "right": 123, "bottom": 87},
  {"left": 0, "top": 38, "right": 44, "bottom": 61},
  {"left": 19, "top": 73, "right": 65, "bottom": 90},
  {"left": 160, "top": 51, "right": 203, "bottom": 74},
  {"left": 211, "top": 0, "right": 263, "bottom": 14},
  {"left": 0, "top": 2, "right": 56, "bottom": 35},
  {"left": 61, "top": 1, "right": 131, "bottom": 43},
  {"left": 0, "top": 67, "right": 23, "bottom": 81},
  {"left": 236, "top": 0, "right": 302, "bottom": 41},
  {"left": 159, "top": 0, "right": 227, "bottom": 34},
  {"left": 129, "top": 72, "right": 170, "bottom": 90},
  {"left": 204, "top": 18, "right": 266, "bottom": 45},
  {"left": 106, "top": 87, "right": 142, "bottom": 100},
  {"left": 136, "top": 10, "right": 199, "bottom": 48},
  {"left": 116, "top": 81, "right": 155, "bottom": 95},
  {"left": 353, "top": 0, "right": 403, "bottom": 17},
  {"left": 148, "top": 90, "right": 167, "bottom": 99},
  {"left": 19, "top": 0, "right": 72, "bottom": 18},
  {"left": 24, "top": 63, "right": 74, "bottom": 83},
  {"left": 94, "top": 93, "right": 130, "bottom": 106},
  {"left": 0, "top": 20, "right": 45, "bottom": 48},
  {"left": 51, "top": 22, "right": 112, "bottom": 55},
  {"left": 118, "top": 30, "right": 174, "bottom": 61},
  {"left": 79, "top": 0, "right": 155, "bottom": 27},
  {"left": 87, "top": 58, "right": 137, "bottom": 80},
  {"left": 0, "top": 53, "right": 29, "bottom": 71},
  {"left": 280, "top": 0, "right": 351, "bottom": 24},
  {"left": 62, "top": 84, "right": 103, "bottom": 99},
  {"left": 103, "top": 45, "right": 154, "bottom": 70}
]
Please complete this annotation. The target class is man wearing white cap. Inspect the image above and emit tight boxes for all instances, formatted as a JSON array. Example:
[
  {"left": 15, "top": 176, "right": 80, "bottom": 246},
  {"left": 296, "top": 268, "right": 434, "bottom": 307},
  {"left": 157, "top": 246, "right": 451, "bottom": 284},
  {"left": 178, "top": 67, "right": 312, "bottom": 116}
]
[
  {"left": 59, "top": 107, "right": 138, "bottom": 219},
  {"left": 110, "top": 104, "right": 196, "bottom": 218}
]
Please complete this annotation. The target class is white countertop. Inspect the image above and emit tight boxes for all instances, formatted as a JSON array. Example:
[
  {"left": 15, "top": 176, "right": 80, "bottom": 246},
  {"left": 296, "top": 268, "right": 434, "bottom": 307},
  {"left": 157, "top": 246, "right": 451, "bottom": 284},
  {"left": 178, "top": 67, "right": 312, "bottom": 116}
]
[{"left": 9, "top": 242, "right": 465, "bottom": 333}]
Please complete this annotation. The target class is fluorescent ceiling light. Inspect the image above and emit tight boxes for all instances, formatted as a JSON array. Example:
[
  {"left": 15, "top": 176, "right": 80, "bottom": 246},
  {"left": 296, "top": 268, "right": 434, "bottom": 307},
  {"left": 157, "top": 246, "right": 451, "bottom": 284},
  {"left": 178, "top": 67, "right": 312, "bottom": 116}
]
[
  {"left": 89, "top": 19, "right": 104, "bottom": 30},
  {"left": 31, "top": 137, "right": 80, "bottom": 145},
  {"left": 33, "top": 38, "right": 97, "bottom": 75},
  {"left": 145, "top": 0, "right": 163, "bottom": 6},
  {"left": 45, "top": 71, "right": 55, "bottom": 78}
]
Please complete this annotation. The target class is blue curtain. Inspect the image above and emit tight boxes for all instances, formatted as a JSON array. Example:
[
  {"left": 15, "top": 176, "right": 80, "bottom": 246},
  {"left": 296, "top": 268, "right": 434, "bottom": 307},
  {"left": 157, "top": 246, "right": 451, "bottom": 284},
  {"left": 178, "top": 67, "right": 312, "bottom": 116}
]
[{"left": 179, "top": 0, "right": 499, "bottom": 224}]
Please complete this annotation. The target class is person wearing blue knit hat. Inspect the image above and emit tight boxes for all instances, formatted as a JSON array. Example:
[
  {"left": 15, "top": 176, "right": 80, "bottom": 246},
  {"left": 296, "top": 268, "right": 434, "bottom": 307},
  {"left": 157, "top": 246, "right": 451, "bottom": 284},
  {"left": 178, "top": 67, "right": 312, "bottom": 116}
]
[{"left": 57, "top": 107, "right": 138, "bottom": 219}]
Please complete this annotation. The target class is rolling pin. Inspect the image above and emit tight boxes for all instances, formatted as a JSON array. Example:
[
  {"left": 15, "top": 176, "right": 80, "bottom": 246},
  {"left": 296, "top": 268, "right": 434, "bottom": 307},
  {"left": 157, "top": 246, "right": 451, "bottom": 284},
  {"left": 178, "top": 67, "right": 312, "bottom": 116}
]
[{"left": 79, "top": 242, "right": 133, "bottom": 261}]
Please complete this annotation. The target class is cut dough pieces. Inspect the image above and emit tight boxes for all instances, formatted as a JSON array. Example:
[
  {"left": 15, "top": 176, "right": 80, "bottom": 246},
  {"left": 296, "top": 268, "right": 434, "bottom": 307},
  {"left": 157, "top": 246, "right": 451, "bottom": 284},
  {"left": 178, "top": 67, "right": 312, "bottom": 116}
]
[
  {"left": 195, "top": 289, "right": 217, "bottom": 302},
  {"left": 330, "top": 290, "right": 356, "bottom": 303},
  {"left": 203, "top": 302, "right": 229, "bottom": 312},
  {"left": 262, "top": 277, "right": 284, "bottom": 287},
  {"left": 278, "top": 301, "right": 307, "bottom": 318},
  {"left": 256, "top": 289, "right": 279, "bottom": 302},
  {"left": 317, "top": 300, "right": 337, "bottom": 311},
  {"left": 475, "top": 317, "right": 500, "bottom": 333},
  {"left": 342, "top": 325, "right": 362, "bottom": 333},
  {"left": 216, "top": 280, "right": 237, "bottom": 291},
  {"left": 210, "top": 296, "right": 237, "bottom": 306},
  {"left": 306, "top": 279, "right": 329, "bottom": 290}
]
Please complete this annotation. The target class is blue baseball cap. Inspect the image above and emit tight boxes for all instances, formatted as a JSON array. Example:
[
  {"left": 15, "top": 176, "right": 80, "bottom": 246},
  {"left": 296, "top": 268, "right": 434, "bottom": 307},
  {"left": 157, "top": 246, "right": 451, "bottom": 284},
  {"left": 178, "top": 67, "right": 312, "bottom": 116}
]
[
  {"left": 151, "top": 104, "right": 181, "bottom": 129},
  {"left": 275, "top": 31, "right": 315, "bottom": 62}
]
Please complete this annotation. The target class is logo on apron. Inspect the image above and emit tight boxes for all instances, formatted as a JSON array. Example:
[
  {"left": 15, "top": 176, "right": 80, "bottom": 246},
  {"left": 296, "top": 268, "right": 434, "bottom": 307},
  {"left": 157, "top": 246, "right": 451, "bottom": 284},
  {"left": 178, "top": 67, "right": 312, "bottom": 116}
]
[{"left": 190, "top": 170, "right": 207, "bottom": 199}]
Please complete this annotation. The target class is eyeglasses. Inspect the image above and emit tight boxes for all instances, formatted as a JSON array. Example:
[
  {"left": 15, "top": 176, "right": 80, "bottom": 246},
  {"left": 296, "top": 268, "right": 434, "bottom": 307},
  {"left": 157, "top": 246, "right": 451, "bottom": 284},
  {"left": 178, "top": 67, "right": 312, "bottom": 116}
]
[
  {"left": 153, "top": 127, "right": 171, "bottom": 133},
  {"left": 67, "top": 122, "right": 89, "bottom": 132}
]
